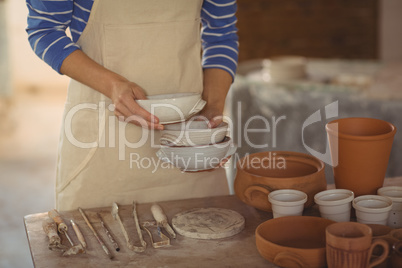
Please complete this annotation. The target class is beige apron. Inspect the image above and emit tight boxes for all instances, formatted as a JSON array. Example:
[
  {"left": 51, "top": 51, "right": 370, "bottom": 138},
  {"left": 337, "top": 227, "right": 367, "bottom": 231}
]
[{"left": 55, "top": 0, "right": 229, "bottom": 211}]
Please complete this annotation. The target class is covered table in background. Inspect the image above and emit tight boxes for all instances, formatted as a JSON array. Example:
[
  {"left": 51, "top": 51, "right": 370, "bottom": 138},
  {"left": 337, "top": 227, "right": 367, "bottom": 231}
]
[{"left": 225, "top": 59, "right": 402, "bottom": 191}]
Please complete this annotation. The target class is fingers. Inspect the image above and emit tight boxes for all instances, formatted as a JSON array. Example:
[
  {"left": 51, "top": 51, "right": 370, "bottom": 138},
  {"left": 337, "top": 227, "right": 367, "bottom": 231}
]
[
  {"left": 124, "top": 96, "right": 160, "bottom": 124},
  {"left": 132, "top": 86, "right": 147, "bottom": 100},
  {"left": 111, "top": 83, "right": 163, "bottom": 130},
  {"left": 114, "top": 110, "right": 163, "bottom": 130},
  {"left": 208, "top": 115, "right": 223, "bottom": 128}
]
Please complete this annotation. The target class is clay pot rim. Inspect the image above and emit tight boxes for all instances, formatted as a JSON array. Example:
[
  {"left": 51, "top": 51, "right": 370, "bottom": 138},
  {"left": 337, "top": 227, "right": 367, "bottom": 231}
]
[
  {"left": 314, "top": 189, "right": 354, "bottom": 206},
  {"left": 268, "top": 189, "right": 308, "bottom": 206},
  {"left": 326, "top": 117, "right": 397, "bottom": 141},
  {"left": 366, "top": 224, "right": 393, "bottom": 237},
  {"left": 353, "top": 195, "right": 393, "bottom": 213},
  {"left": 377, "top": 186, "right": 402, "bottom": 202},
  {"left": 256, "top": 216, "right": 334, "bottom": 251},
  {"left": 326, "top": 222, "right": 372, "bottom": 242},
  {"left": 236, "top": 151, "right": 325, "bottom": 179}
]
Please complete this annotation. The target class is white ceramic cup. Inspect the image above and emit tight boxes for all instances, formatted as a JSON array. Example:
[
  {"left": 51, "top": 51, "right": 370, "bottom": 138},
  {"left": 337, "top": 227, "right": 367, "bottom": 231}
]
[
  {"left": 314, "top": 189, "right": 354, "bottom": 222},
  {"left": 352, "top": 195, "right": 393, "bottom": 225},
  {"left": 377, "top": 186, "right": 402, "bottom": 228},
  {"left": 268, "top": 189, "right": 307, "bottom": 218}
]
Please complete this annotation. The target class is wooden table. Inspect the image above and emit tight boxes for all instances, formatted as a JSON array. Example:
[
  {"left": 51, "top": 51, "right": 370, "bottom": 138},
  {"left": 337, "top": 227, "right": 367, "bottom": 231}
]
[{"left": 24, "top": 178, "right": 402, "bottom": 268}]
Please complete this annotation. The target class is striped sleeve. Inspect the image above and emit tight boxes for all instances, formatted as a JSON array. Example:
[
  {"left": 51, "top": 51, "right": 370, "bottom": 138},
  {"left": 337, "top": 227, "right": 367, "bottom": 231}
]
[
  {"left": 201, "top": 0, "right": 239, "bottom": 81},
  {"left": 26, "top": 0, "right": 80, "bottom": 74}
]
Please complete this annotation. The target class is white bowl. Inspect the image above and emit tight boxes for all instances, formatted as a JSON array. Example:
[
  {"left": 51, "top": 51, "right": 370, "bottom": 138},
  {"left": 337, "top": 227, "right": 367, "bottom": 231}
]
[
  {"left": 268, "top": 56, "right": 307, "bottom": 82},
  {"left": 268, "top": 189, "right": 307, "bottom": 218},
  {"left": 156, "top": 136, "right": 237, "bottom": 171},
  {"left": 160, "top": 120, "right": 228, "bottom": 146},
  {"left": 378, "top": 186, "right": 402, "bottom": 228},
  {"left": 314, "top": 189, "right": 354, "bottom": 222},
  {"left": 136, "top": 93, "right": 206, "bottom": 124},
  {"left": 353, "top": 195, "right": 393, "bottom": 225}
]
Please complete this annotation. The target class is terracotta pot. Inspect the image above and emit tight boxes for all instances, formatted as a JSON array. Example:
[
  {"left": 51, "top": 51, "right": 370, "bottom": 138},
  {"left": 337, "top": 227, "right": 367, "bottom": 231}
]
[
  {"left": 234, "top": 151, "right": 327, "bottom": 212},
  {"left": 256, "top": 216, "right": 334, "bottom": 268},
  {"left": 326, "top": 117, "right": 396, "bottom": 197}
]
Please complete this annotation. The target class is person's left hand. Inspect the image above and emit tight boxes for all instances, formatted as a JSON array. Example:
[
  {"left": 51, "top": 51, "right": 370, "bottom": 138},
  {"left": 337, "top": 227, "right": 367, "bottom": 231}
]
[
  {"left": 197, "top": 104, "right": 223, "bottom": 129},
  {"left": 195, "top": 104, "right": 231, "bottom": 169}
]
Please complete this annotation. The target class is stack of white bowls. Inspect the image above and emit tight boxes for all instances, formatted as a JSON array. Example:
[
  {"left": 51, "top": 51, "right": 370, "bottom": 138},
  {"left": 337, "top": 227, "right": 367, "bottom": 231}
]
[
  {"left": 137, "top": 92, "right": 236, "bottom": 171},
  {"left": 156, "top": 119, "right": 236, "bottom": 172}
]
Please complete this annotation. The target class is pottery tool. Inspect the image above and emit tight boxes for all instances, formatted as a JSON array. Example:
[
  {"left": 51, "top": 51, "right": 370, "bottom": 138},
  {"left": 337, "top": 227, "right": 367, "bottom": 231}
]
[
  {"left": 132, "top": 201, "right": 147, "bottom": 252},
  {"left": 111, "top": 202, "right": 143, "bottom": 252},
  {"left": 42, "top": 217, "right": 68, "bottom": 251},
  {"left": 150, "top": 203, "right": 176, "bottom": 239},
  {"left": 171, "top": 208, "right": 245, "bottom": 239},
  {"left": 78, "top": 207, "right": 113, "bottom": 259},
  {"left": 97, "top": 213, "right": 120, "bottom": 252},
  {"left": 47, "top": 210, "right": 85, "bottom": 256},
  {"left": 70, "top": 219, "right": 86, "bottom": 248},
  {"left": 141, "top": 221, "right": 170, "bottom": 248}
]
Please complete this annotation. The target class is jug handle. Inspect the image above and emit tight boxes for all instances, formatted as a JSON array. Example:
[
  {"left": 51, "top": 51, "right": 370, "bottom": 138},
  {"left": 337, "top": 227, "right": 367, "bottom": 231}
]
[
  {"left": 368, "top": 238, "right": 389, "bottom": 268},
  {"left": 244, "top": 185, "right": 271, "bottom": 202},
  {"left": 274, "top": 251, "right": 307, "bottom": 268}
]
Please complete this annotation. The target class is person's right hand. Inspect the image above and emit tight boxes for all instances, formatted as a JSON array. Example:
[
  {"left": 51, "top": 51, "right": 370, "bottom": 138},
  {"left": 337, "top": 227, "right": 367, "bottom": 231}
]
[
  {"left": 59, "top": 50, "right": 163, "bottom": 130},
  {"left": 110, "top": 79, "right": 164, "bottom": 130}
]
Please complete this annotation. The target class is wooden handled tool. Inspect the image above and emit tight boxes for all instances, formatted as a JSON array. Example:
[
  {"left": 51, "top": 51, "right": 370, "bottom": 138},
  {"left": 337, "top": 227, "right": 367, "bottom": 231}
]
[
  {"left": 48, "top": 209, "right": 74, "bottom": 246},
  {"left": 42, "top": 217, "right": 67, "bottom": 251},
  {"left": 47, "top": 210, "right": 85, "bottom": 256},
  {"left": 151, "top": 204, "right": 176, "bottom": 239},
  {"left": 70, "top": 220, "right": 86, "bottom": 248}
]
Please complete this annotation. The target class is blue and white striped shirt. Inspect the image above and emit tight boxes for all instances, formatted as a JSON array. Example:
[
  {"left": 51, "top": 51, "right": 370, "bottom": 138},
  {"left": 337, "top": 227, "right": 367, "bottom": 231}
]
[{"left": 26, "top": 0, "right": 239, "bottom": 79}]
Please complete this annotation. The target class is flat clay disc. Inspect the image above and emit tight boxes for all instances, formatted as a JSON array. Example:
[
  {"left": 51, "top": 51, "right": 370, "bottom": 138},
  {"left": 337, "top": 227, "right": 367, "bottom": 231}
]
[{"left": 172, "top": 208, "right": 245, "bottom": 239}]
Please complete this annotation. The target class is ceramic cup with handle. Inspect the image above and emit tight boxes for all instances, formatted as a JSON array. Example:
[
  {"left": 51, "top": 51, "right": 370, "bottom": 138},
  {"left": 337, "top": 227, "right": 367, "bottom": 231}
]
[{"left": 326, "top": 222, "right": 389, "bottom": 268}]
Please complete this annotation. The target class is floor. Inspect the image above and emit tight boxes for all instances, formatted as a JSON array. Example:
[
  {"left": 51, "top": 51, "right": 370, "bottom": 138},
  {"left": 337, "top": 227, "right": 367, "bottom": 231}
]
[{"left": 0, "top": 86, "right": 67, "bottom": 268}]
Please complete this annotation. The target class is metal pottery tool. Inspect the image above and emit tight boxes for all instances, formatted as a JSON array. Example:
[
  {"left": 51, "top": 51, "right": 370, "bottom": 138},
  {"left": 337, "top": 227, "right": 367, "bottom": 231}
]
[
  {"left": 151, "top": 204, "right": 176, "bottom": 239},
  {"left": 42, "top": 217, "right": 68, "bottom": 252},
  {"left": 47, "top": 210, "right": 85, "bottom": 256},
  {"left": 97, "top": 213, "right": 120, "bottom": 252},
  {"left": 132, "top": 202, "right": 147, "bottom": 252},
  {"left": 78, "top": 207, "right": 113, "bottom": 259},
  {"left": 111, "top": 202, "right": 147, "bottom": 252},
  {"left": 141, "top": 221, "right": 170, "bottom": 248}
]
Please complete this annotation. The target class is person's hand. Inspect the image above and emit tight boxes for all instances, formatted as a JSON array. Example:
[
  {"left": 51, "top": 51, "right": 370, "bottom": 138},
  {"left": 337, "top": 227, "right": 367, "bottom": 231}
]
[
  {"left": 110, "top": 79, "right": 164, "bottom": 130},
  {"left": 193, "top": 103, "right": 231, "bottom": 170},
  {"left": 197, "top": 104, "right": 223, "bottom": 129}
]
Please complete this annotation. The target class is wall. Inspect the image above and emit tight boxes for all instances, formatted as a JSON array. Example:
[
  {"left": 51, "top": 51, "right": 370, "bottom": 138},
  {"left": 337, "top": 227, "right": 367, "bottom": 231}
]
[{"left": 380, "top": 0, "right": 402, "bottom": 62}]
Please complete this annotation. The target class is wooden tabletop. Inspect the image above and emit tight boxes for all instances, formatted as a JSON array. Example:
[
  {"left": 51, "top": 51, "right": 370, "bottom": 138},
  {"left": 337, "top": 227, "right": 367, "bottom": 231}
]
[{"left": 24, "top": 178, "right": 402, "bottom": 268}]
